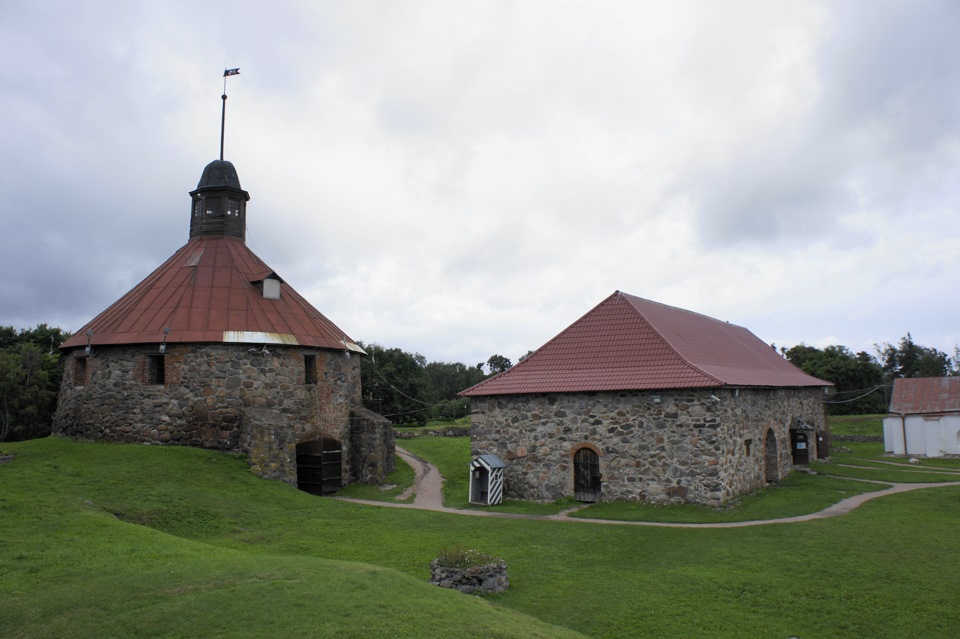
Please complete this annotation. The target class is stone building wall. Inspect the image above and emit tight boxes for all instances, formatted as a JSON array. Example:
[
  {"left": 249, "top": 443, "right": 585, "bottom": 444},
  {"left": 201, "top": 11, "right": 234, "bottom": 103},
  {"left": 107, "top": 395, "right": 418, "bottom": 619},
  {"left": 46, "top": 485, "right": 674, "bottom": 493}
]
[
  {"left": 469, "top": 387, "right": 826, "bottom": 506},
  {"left": 53, "top": 344, "right": 391, "bottom": 486},
  {"left": 348, "top": 406, "right": 396, "bottom": 484}
]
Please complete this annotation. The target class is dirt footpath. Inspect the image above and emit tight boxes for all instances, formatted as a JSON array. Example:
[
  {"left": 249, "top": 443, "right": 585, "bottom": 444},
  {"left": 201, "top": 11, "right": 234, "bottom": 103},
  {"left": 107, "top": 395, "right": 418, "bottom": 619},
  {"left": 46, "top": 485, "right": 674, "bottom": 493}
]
[{"left": 335, "top": 447, "right": 958, "bottom": 528}]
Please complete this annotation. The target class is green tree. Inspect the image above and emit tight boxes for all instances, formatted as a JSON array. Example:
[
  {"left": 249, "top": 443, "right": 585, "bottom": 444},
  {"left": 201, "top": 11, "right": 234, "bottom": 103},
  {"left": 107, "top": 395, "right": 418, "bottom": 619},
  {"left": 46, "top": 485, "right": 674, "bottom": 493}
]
[
  {"left": 424, "top": 361, "right": 484, "bottom": 401},
  {"left": 486, "top": 354, "right": 512, "bottom": 375},
  {"left": 358, "top": 342, "right": 432, "bottom": 425},
  {"left": 0, "top": 339, "right": 63, "bottom": 442},
  {"left": 877, "top": 333, "right": 952, "bottom": 380},
  {"left": 784, "top": 344, "right": 885, "bottom": 415},
  {"left": 423, "top": 361, "right": 485, "bottom": 420}
]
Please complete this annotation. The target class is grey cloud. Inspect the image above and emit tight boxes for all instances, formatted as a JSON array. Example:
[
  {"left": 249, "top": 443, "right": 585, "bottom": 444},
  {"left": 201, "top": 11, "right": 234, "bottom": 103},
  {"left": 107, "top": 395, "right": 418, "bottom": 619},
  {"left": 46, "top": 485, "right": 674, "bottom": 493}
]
[{"left": 693, "top": 0, "right": 960, "bottom": 249}]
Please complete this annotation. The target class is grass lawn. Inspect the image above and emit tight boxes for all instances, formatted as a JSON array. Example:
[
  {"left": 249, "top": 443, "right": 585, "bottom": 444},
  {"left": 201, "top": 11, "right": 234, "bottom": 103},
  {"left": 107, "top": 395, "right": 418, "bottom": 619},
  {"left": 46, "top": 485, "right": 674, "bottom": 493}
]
[
  {"left": 394, "top": 416, "right": 471, "bottom": 436},
  {"left": 0, "top": 438, "right": 583, "bottom": 639},
  {"left": 336, "top": 452, "right": 415, "bottom": 502},
  {"left": 573, "top": 472, "right": 884, "bottom": 523},
  {"left": 5, "top": 436, "right": 960, "bottom": 638},
  {"left": 817, "top": 440, "right": 960, "bottom": 482},
  {"left": 828, "top": 414, "right": 885, "bottom": 437}
]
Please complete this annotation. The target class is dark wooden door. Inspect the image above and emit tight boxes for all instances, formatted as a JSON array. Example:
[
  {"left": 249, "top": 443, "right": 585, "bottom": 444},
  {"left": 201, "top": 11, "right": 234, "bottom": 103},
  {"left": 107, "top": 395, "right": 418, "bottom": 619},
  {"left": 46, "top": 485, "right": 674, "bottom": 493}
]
[
  {"left": 816, "top": 431, "right": 829, "bottom": 459},
  {"left": 574, "top": 448, "right": 601, "bottom": 502},
  {"left": 790, "top": 431, "right": 810, "bottom": 465},
  {"left": 296, "top": 438, "right": 342, "bottom": 495}
]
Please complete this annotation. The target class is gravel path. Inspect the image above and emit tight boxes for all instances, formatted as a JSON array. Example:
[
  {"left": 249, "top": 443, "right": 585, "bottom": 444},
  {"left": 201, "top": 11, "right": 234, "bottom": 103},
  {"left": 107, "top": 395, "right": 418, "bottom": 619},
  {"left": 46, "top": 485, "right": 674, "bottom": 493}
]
[
  {"left": 334, "top": 447, "right": 959, "bottom": 528},
  {"left": 393, "top": 446, "right": 446, "bottom": 507}
]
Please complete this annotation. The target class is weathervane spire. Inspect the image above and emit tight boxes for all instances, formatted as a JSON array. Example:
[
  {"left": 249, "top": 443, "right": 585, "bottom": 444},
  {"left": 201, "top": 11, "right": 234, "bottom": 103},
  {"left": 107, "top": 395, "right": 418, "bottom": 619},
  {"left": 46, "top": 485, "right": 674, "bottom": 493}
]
[{"left": 220, "top": 68, "right": 240, "bottom": 161}]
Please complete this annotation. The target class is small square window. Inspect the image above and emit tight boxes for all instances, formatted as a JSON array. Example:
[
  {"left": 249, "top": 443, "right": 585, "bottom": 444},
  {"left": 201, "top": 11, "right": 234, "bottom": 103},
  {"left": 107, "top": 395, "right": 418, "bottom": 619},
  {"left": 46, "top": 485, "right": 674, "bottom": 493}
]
[{"left": 262, "top": 278, "right": 281, "bottom": 300}]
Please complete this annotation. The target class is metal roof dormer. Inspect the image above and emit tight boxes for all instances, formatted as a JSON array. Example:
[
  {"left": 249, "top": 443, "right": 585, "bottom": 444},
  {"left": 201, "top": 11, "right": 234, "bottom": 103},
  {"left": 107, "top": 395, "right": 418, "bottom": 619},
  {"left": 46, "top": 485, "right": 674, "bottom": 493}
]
[{"left": 189, "top": 159, "right": 250, "bottom": 241}]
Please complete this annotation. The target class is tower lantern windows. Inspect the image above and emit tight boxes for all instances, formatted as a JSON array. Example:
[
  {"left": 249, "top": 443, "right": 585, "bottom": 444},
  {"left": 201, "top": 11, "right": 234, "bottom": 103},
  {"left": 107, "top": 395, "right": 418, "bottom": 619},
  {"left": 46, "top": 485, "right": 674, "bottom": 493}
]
[
  {"left": 188, "top": 160, "right": 250, "bottom": 241},
  {"left": 205, "top": 196, "right": 222, "bottom": 216}
]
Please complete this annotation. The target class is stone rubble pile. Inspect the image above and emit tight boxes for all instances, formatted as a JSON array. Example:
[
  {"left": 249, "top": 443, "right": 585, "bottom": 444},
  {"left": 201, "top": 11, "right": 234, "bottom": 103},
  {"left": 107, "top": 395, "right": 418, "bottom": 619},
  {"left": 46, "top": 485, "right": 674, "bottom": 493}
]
[{"left": 429, "top": 558, "right": 509, "bottom": 595}]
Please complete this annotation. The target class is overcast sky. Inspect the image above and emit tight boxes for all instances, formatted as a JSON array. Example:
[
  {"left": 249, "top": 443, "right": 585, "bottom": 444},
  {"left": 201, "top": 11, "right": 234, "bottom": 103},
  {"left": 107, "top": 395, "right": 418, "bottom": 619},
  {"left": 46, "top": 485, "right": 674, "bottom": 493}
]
[{"left": 2, "top": 1, "right": 958, "bottom": 367}]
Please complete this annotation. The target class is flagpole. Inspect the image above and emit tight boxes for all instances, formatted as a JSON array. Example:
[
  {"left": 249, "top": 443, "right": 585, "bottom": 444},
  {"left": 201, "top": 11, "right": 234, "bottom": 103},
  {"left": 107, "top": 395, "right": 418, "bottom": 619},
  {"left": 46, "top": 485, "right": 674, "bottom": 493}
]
[
  {"left": 220, "top": 91, "right": 227, "bottom": 161},
  {"left": 220, "top": 68, "right": 240, "bottom": 162}
]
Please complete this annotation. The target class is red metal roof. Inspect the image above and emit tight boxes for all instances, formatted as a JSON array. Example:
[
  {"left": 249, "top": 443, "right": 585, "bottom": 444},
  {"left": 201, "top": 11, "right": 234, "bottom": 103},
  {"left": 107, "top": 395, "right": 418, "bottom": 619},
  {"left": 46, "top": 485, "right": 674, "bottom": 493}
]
[
  {"left": 889, "top": 377, "right": 960, "bottom": 416},
  {"left": 460, "top": 291, "right": 830, "bottom": 396},
  {"left": 61, "top": 236, "right": 356, "bottom": 351}
]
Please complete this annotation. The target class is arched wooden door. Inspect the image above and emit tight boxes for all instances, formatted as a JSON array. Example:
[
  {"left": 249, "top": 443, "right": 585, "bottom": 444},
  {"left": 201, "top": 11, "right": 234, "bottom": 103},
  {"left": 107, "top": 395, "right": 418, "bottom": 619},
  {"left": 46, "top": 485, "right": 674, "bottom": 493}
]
[{"left": 574, "top": 447, "right": 601, "bottom": 502}]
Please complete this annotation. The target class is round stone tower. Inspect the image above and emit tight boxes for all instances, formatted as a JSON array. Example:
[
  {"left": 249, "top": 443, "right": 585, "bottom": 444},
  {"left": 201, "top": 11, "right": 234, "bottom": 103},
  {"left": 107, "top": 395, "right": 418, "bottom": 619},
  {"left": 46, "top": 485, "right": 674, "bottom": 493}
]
[{"left": 54, "top": 159, "right": 394, "bottom": 490}]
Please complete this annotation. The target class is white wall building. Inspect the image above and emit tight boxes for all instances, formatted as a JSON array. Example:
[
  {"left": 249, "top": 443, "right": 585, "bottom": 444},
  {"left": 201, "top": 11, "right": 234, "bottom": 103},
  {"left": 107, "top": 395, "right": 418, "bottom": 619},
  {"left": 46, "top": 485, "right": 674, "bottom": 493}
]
[{"left": 883, "top": 377, "right": 960, "bottom": 457}]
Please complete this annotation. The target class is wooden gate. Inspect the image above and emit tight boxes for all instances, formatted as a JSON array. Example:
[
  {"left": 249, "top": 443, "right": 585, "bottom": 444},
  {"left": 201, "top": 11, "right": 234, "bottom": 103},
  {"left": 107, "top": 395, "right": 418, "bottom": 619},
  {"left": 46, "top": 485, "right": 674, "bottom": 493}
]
[
  {"left": 816, "top": 431, "right": 830, "bottom": 459},
  {"left": 296, "top": 438, "right": 342, "bottom": 495},
  {"left": 574, "top": 447, "right": 601, "bottom": 502}
]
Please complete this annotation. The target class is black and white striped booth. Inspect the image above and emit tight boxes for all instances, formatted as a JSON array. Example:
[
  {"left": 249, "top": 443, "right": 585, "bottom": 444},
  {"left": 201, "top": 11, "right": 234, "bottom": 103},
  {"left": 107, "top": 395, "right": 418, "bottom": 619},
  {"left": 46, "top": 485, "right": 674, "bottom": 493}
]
[{"left": 469, "top": 454, "right": 506, "bottom": 505}]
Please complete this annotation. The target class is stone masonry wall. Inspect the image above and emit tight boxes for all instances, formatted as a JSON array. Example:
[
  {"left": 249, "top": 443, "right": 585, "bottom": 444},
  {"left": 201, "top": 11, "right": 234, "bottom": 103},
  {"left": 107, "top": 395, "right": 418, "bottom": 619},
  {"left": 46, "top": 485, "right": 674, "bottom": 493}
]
[
  {"left": 53, "top": 344, "right": 392, "bottom": 486},
  {"left": 349, "top": 406, "right": 396, "bottom": 484},
  {"left": 719, "top": 387, "right": 826, "bottom": 502},
  {"left": 470, "top": 387, "right": 826, "bottom": 506}
]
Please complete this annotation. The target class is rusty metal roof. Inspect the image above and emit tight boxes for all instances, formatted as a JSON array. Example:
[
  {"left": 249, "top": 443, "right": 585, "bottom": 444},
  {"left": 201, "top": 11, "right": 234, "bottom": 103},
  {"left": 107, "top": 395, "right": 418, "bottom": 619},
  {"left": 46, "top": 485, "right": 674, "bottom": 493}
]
[
  {"left": 460, "top": 291, "right": 830, "bottom": 396},
  {"left": 889, "top": 377, "right": 960, "bottom": 416},
  {"left": 61, "top": 236, "right": 357, "bottom": 352}
]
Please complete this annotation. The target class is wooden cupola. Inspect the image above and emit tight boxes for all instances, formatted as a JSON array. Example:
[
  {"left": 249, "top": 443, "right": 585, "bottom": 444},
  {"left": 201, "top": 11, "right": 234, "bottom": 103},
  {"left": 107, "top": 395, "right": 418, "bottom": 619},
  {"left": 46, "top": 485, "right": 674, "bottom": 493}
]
[{"left": 188, "top": 160, "right": 250, "bottom": 241}]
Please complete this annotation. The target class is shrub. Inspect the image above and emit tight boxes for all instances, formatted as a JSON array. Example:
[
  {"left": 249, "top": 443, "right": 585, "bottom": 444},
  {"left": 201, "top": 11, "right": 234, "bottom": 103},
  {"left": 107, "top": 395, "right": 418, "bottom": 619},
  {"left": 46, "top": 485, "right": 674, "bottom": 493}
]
[{"left": 435, "top": 544, "right": 499, "bottom": 569}]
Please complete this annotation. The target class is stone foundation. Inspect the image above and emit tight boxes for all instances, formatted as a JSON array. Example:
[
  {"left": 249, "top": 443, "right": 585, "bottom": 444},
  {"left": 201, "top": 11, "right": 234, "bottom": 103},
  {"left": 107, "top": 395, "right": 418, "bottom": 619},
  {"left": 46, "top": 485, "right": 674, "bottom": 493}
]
[{"left": 470, "top": 387, "right": 826, "bottom": 506}]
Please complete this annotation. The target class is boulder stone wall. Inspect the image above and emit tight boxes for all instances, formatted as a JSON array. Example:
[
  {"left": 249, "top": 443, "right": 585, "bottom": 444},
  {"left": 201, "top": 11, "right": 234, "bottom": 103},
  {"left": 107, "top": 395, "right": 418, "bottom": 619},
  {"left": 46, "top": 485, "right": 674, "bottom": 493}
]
[
  {"left": 54, "top": 344, "right": 393, "bottom": 486},
  {"left": 470, "top": 387, "right": 826, "bottom": 506},
  {"left": 349, "top": 406, "right": 396, "bottom": 483},
  {"left": 429, "top": 559, "right": 509, "bottom": 595}
]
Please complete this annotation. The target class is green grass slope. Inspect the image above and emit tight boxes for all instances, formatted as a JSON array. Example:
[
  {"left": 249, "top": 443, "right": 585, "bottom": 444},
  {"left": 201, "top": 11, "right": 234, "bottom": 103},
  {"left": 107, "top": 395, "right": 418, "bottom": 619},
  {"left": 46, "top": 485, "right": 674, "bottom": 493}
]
[
  {"left": 4, "top": 437, "right": 960, "bottom": 638},
  {"left": 0, "top": 438, "right": 583, "bottom": 639}
]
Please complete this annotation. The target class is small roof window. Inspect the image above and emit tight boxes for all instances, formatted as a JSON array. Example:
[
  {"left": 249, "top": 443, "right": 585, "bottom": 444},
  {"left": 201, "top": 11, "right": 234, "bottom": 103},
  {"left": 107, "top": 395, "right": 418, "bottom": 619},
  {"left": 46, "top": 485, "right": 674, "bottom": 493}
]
[{"left": 262, "top": 276, "right": 281, "bottom": 300}]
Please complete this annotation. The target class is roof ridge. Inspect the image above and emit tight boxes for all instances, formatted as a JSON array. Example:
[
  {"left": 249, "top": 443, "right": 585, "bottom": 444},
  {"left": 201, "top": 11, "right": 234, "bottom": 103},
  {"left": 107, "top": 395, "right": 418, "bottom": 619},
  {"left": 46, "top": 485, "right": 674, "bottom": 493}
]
[
  {"left": 618, "top": 293, "right": 725, "bottom": 386},
  {"left": 159, "top": 244, "right": 201, "bottom": 333},
  {"left": 75, "top": 241, "right": 196, "bottom": 339},
  {"left": 461, "top": 292, "right": 624, "bottom": 395}
]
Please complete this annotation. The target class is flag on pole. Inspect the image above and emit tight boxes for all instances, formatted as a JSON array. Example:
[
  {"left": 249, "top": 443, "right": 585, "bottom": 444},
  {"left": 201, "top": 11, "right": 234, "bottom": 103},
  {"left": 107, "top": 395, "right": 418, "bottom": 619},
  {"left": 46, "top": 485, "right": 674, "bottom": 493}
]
[{"left": 224, "top": 68, "right": 240, "bottom": 77}]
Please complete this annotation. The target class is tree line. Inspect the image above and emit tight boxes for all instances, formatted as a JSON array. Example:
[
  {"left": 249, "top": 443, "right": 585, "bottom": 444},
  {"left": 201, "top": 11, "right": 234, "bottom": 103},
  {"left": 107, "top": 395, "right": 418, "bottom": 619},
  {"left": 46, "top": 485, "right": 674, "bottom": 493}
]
[
  {"left": 0, "top": 325, "right": 71, "bottom": 442},
  {"left": 780, "top": 333, "right": 960, "bottom": 415},
  {"left": 358, "top": 342, "right": 511, "bottom": 425}
]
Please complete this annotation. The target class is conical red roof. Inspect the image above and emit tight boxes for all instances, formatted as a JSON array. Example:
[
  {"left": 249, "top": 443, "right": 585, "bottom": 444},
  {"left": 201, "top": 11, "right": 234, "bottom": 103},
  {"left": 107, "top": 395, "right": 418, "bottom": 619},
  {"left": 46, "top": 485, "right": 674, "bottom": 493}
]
[
  {"left": 61, "top": 235, "right": 358, "bottom": 352},
  {"left": 461, "top": 291, "right": 829, "bottom": 396}
]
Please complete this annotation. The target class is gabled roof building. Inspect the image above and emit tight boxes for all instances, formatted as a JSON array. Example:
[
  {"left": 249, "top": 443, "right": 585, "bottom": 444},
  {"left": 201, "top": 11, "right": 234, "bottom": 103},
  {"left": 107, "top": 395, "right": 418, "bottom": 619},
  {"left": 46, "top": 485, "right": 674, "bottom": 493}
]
[
  {"left": 883, "top": 377, "right": 960, "bottom": 457},
  {"left": 54, "top": 159, "right": 393, "bottom": 491},
  {"left": 461, "top": 291, "right": 831, "bottom": 505}
]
